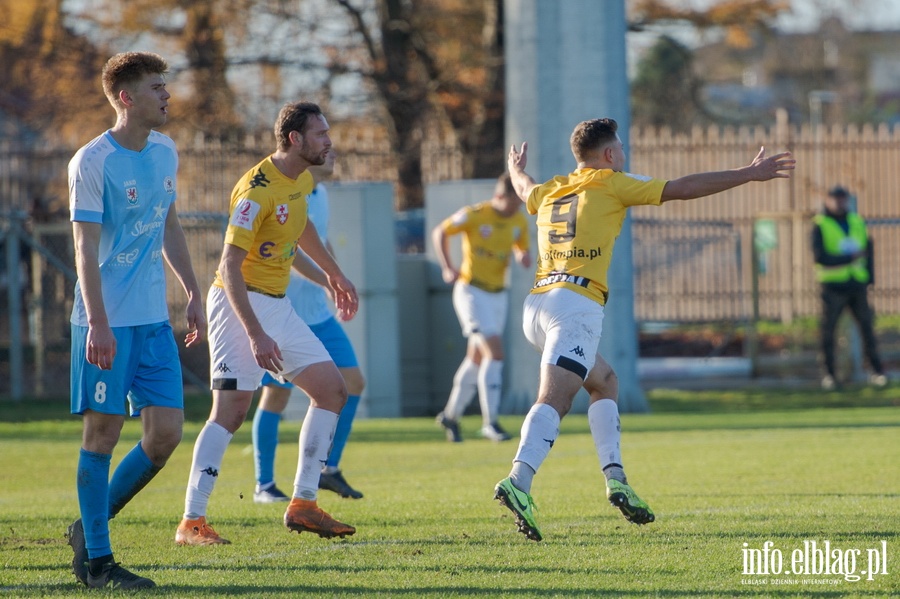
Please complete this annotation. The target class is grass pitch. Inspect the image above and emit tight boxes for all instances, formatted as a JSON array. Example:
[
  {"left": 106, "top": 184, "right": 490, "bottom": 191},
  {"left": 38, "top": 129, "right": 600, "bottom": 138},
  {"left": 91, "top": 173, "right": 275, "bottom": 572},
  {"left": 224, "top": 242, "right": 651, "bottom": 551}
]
[{"left": 1, "top": 390, "right": 898, "bottom": 598}]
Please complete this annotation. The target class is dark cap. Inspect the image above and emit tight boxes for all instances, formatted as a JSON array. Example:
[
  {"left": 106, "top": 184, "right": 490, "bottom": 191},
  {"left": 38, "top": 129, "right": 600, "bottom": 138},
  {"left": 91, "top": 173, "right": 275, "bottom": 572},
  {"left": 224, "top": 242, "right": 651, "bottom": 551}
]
[{"left": 828, "top": 185, "right": 850, "bottom": 198}]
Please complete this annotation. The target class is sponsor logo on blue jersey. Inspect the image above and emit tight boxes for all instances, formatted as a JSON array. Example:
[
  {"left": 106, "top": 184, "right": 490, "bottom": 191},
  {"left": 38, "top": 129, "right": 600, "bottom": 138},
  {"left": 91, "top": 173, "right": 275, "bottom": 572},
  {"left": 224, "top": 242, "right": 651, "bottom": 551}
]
[{"left": 113, "top": 249, "right": 140, "bottom": 266}]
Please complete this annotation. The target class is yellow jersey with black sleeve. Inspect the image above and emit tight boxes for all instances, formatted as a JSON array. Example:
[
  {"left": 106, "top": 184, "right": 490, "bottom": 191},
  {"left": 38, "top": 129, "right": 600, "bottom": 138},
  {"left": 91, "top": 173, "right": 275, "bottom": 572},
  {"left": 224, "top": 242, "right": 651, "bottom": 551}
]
[
  {"left": 526, "top": 168, "right": 666, "bottom": 305},
  {"left": 440, "top": 201, "right": 530, "bottom": 292},
  {"left": 212, "top": 156, "right": 314, "bottom": 296}
]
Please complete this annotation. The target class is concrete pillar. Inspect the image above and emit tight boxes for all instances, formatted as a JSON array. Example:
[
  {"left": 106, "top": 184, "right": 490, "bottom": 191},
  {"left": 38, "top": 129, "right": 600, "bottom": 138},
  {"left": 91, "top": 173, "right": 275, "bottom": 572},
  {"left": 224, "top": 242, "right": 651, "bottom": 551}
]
[{"left": 504, "top": 0, "right": 648, "bottom": 412}]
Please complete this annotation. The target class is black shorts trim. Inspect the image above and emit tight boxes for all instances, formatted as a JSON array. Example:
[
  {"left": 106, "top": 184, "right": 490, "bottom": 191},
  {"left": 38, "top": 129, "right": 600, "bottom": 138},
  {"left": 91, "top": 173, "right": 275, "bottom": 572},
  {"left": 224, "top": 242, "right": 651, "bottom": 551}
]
[
  {"left": 212, "top": 378, "right": 238, "bottom": 390},
  {"left": 555, "top": 356, "right": 587, "bottom": 380}
]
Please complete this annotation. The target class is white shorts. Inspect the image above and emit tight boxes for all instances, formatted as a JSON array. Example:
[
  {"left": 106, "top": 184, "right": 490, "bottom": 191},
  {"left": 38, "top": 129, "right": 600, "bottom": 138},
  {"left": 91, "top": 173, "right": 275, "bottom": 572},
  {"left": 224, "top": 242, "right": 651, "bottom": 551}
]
[
  {"left": 207, "top": 286, "right": 331, "bottom": 391},
  {"left": 522, "top": 287, "right": 604, "bottom": 380},
  {"left": 452, "top": 281, "right": 508, "bottom": 338}
]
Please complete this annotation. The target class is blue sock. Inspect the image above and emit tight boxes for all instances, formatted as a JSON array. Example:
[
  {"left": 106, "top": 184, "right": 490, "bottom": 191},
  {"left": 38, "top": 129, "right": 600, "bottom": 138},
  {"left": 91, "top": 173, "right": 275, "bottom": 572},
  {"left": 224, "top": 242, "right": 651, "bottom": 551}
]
[
  {"left": 108, "top": 441, "right": 161, "bottom": 519},
  {"left": 326, "top": 395, "right": 360, "bottom": 469},
  {"left": 253, "top": 409, "right": 281, "bottom": 486},
  {"left": 77, "top": 449, "right": 112, "bottom": 560}
]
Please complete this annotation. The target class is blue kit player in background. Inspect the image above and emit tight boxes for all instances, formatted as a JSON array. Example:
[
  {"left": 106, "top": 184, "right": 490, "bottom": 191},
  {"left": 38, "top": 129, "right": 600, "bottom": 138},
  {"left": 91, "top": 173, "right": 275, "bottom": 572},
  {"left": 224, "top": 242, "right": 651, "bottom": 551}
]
[
  {"left": 65, "top": 51, "right": 206, "bottom": 589},
  {"left": 252, "top": 150, "right": 368, "bottom": 503}
]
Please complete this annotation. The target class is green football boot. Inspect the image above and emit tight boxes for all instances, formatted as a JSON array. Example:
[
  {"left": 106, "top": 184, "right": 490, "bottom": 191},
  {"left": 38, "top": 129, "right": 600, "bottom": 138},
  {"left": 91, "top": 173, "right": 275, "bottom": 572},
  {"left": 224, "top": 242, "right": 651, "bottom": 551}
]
[
  {"left": 606, "top": 479, "right": 655, "bottom": 525},
  {"left": 494, "top": 477, "right": 542, "bottom": 541}
]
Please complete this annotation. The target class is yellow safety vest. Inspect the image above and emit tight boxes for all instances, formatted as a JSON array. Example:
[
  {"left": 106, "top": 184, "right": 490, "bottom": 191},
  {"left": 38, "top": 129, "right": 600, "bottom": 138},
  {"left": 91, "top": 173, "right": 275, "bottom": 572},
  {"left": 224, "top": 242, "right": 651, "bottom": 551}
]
[{"left": 813, "top": 213, "right": 870, "bottom": 284}]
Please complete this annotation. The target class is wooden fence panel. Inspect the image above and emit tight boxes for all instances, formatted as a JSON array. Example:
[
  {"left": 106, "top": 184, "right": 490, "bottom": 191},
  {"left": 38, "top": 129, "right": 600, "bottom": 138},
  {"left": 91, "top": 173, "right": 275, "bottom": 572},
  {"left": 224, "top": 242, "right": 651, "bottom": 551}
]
[{"left": 2, "top": 121, "right": 900, "bottom": 328}]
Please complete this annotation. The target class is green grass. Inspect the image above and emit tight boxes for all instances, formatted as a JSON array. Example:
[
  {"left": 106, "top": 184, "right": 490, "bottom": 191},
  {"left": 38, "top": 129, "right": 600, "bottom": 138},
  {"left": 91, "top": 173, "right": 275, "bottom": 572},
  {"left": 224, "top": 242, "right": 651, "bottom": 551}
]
[{"left": 1, "top": 394, "right": 899, "bottom": 598}]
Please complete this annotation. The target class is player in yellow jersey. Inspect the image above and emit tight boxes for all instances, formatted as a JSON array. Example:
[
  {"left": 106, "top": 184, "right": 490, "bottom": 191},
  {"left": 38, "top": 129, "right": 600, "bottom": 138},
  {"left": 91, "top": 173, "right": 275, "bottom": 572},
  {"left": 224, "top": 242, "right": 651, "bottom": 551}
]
[
  {"left": 176, "top": 102, "right": 360, "bottom": 545},
  {"left": 494, "top": 118, "right": 795, "bottom": 541},
  {"left": 433, "top": 173, "right": 531, "bottom": 442}
]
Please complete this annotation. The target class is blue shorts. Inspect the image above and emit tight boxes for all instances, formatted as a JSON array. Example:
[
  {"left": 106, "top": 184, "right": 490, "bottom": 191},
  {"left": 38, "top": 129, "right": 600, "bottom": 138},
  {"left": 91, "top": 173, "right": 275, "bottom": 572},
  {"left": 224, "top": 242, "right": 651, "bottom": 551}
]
[
  {"left": 70, "top": 322, "right": 184, "bottom": 416},
  {"left": 261, "top": 316, "right": 358, "bottom": 389}
]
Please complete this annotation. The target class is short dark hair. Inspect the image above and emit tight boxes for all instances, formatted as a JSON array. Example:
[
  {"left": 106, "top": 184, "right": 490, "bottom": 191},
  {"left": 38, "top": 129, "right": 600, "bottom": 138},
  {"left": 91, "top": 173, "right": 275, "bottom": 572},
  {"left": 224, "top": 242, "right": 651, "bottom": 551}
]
[
  {"left": 569, "top": 118, "right": 619, "bottom": 162},
  {"left": 496, "top": 172, "right": 516, "bottom": 197},
  {"left": 828, "top": 185, "right": 850, "bottom": 198},
  {"left": 102, "top": 52, "right": 168, "bottom": 104},
  {"left": 274, "top": 102, "right": 323, "bottom": 150}
]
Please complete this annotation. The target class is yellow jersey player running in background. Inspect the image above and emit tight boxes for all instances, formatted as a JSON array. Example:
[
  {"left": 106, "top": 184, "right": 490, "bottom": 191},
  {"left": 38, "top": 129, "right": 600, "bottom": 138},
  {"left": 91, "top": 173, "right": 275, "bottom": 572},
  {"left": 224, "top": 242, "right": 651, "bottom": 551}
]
[
  {"left": 433, "top": 173, "right": 531, "bottom": 442},
  {"left": 496, "top": 118, "right": 795, "bottom": 541}
]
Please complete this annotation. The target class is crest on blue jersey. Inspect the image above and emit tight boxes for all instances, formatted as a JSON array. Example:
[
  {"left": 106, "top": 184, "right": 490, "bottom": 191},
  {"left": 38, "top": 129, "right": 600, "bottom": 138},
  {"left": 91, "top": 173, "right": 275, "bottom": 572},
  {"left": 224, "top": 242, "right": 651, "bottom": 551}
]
[
  {"left": 126, "top": 186, "right": 138, "bottom": 205},
  {"left": 164, "top": 177, "right": 175, "bottom": 194}
]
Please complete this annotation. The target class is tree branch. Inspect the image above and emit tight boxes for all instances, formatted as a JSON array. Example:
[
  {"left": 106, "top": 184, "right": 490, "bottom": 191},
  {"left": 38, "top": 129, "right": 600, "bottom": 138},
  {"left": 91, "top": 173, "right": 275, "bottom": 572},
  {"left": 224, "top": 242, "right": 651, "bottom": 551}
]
[{"left": 333, "top": 0, "right": 382, "bottom": 65}]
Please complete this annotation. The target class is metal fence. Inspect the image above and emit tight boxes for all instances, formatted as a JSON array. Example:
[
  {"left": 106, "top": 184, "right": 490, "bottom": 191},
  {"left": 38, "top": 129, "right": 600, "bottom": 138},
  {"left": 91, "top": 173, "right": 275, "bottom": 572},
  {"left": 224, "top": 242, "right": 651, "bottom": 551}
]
[{"left": 632, "top": 218, "right": 746, "bottom": 322}]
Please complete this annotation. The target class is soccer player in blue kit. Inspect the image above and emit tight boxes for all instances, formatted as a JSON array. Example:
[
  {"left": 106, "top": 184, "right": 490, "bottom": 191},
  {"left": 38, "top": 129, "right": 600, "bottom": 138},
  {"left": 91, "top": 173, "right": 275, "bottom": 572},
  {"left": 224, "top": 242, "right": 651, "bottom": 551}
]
[{"left": 65, "top": 52, "right": 206, "bottom": 589}]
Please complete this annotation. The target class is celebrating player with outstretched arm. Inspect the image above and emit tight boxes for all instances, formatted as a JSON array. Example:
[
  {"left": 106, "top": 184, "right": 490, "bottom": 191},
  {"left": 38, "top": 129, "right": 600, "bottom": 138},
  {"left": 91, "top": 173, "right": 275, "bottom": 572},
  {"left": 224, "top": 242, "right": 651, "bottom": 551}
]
[{"left": 496, "top": 118, "right": 795, "bottom": 541}]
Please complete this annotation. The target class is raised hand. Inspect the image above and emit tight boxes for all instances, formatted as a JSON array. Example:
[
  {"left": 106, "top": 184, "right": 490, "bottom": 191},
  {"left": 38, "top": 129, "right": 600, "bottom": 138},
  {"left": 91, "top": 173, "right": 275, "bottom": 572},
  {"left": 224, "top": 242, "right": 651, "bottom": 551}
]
[
  {"left": 508, "top": 142, "right": 529, "bottom": 173},
  {"left": 749, "top": 146, "right": 796, "bottom": 181}
]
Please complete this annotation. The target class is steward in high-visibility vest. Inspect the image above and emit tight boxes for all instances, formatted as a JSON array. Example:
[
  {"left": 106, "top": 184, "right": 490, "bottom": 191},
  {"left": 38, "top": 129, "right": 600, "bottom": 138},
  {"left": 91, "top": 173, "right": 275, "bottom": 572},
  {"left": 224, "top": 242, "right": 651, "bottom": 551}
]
[
  {"left": 813, "top": 211, "right": 870, "bottom": 285},
  {"left": 810, "top": 185, "right": 886, "bottom": 391}
]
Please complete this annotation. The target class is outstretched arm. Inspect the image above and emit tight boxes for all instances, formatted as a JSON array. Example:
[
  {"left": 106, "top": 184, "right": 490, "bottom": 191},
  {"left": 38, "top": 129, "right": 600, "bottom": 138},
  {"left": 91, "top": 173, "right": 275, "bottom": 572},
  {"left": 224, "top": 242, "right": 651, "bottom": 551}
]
[
  {"left": 661, "top": 146, "right": 795, "bottom": 203},
  {"left": 508, "top": 142, "right": 539, "bottom": 201}
]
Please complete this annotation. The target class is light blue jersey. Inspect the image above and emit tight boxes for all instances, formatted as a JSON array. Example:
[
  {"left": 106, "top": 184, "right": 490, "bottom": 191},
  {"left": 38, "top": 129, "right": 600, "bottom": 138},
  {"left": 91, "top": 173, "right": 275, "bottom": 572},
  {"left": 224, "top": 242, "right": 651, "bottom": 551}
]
[
  {"left": 288, "top": 184, "right": 334, "bottom": 326},
  {"left": 68, "top": 130, "right": 178, "bottom": 327}
]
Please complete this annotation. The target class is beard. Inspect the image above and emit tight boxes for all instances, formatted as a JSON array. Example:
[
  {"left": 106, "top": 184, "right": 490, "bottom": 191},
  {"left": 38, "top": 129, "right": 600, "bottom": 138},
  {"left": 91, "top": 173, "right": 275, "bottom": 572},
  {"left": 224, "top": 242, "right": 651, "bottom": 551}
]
[{"left": 299, "top": 142, "right": 327, "bottom": 166}]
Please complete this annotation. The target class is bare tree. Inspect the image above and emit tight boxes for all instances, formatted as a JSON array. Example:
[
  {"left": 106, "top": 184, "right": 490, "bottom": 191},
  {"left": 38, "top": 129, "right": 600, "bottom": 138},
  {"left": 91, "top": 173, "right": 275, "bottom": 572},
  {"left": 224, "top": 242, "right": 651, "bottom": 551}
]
[
  {"left": 0, "top": 0, "right": 109, "bottom": 142},
  {"left": 329, "top": 0, "right": 506, "bottom": 208},
  {"left": 331, "top": 0, "right": 430, "bottom": 209},
  {"left": 629, "top": 0, "right": 787, "bottom": 48},
  {"left": 62, "top": 0, "right": 246, "bottom": 138},
  {"left": 6, "top": 0, "right": 508, "bottom": 208}
]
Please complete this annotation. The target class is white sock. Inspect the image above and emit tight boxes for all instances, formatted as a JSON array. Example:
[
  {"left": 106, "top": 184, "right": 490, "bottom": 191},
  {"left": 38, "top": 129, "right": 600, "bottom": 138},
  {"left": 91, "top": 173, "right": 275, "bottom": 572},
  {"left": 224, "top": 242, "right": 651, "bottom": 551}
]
[
  {"left": 511, "top": 403, "right": 560, "bottom": 483},
  {"left": 509, "top": 461, "right": 536, "bottom": 494},
  {"left": 588, "top": 399, "right": 626, "bottom": 483},
  {"left": 477, "top": 359, "right": 503, "bottom": 425},
  {"left": 293, "top": 407, "right": 338, "bottom": 500},
  {"left": 444, "top": 358, "right": 479, "bottom": 420},
  {"left": 184, "top": 421, "right": 233, "bottom": 519}
]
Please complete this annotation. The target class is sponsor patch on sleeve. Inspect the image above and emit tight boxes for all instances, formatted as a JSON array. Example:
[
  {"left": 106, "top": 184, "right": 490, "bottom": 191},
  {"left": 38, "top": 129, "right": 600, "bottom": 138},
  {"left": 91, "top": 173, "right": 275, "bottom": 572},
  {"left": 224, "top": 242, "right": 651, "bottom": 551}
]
[
  {"left": 450, "top": 208, "right": 469, "bottom": 225},
  {"left": 230, "top": 199, "right": 261, "bottom": 230},
  {"left": 624, "top": 172, "right": 653, "bottom": 182}
]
